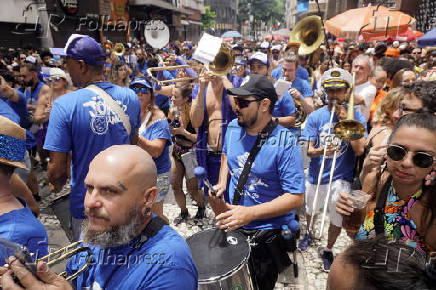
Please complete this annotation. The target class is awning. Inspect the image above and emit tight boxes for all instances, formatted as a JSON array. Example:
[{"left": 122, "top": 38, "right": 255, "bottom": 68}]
[
  {"left": 181, "top": 20, "right": 189, "bottom": 25},
  {"left": 129, "top": 0, "right": 191, "bottom": 14},
  {"left": 188, "top": 20, "right": 203, "bottom": 26}
]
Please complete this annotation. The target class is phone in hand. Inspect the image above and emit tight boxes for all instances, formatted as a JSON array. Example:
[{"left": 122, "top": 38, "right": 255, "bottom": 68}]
[{"left": 0, "top": 237, "right": 38, "bottom": 277}]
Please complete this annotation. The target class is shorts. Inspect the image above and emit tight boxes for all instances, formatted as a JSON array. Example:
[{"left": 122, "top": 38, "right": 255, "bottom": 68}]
[
  {"left": 14, "top": 151, "right": 31, "bottom": 182},
  {"left": 155, "top": 172, "right": 171, "bottom": 202},
  {"left": 305, "top": 179, "right": 351, "bottom": 227}
]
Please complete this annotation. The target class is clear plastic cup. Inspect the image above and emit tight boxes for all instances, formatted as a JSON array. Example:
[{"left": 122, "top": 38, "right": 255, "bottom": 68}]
[{"left": 342, "top": 190, "right": 371, "bottom": 233}]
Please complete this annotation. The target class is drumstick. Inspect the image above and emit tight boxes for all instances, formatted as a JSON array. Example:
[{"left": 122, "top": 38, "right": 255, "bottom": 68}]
[{"left": 194, "top": 166, "right": 217, "bottom": 196}]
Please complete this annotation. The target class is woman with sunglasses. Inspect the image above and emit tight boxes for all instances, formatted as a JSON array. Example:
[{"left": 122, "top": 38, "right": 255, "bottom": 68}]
[
  {"left": 337, "top": 112, "right": 436, "bottom": 254},
  {"left": 131, "top": 78, "right": 171, "bottom": 223},
  {"left": 168, "top": 83, "right": 205, "bottom": 225}
]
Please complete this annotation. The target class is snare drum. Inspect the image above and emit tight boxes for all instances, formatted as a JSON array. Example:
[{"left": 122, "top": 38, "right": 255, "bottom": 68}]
[{"left": 186, "top": 228, "right": 254, "bottom": 290}]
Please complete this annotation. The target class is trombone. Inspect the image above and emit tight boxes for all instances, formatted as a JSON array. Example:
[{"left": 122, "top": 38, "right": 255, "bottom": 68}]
[
  {"left": 39, "top": 241, "right": 92, "bottom": 281},
  {"left": 146, "top": 42, "right": 234, "bottom": 86},
  {"left": 309, "top": 72, "right": 365, "bottom": 238}
]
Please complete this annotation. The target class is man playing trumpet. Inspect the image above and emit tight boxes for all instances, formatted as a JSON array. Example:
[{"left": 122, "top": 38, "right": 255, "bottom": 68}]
[{"left": 299, "top": 68, "right": 366, "bottom": 272}]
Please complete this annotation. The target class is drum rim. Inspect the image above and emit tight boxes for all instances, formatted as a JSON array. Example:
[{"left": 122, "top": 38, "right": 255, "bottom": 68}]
[
  {"left": 187, "top": 228, "right": 251, "bottom": 283},
  {"left": 197, "top": 254, "right": 251, "bottom": 283}
]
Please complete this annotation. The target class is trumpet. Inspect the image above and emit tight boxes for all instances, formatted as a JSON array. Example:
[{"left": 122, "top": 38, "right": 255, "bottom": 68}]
[
  {"left": 113, "top": 43, "right": 124, "bottom": 56},
  {"left": 39, "top": 241, "right": 92, "bottom": 281}
]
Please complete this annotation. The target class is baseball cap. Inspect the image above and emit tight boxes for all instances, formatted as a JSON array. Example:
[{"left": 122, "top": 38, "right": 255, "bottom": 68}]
[
  {"left": 260, "top": 41, "right": 270, "bottom": 49},
  {"left": 130, "top": 78, "right": 152, "bottom": 89},
  {"left": 232, "top": 44, "right": 244, "bottom": 51},
  {"left": 25, "top": 56, "right": 37, "bottom": 64},
  {"left": 248, "top": 52, "right": 270, "bottom": 67},
  {"left": 320, "top": 68, "right": 352, "bottom": 89},
  {"left": 227, "top": 74, "right": 278, "bottom": 104},
  {"left": 53, "top": 34, "right": 106, "bottom": 66},
  {"left": 49, "top": 68, "right": 67, "bottom": 79},
  {"left": 272, "top": 45, "right": 281, "bottom": 51}
]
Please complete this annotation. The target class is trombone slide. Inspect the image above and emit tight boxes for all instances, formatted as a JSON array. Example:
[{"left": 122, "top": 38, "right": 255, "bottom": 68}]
[
  {"left": 318, "top": 150, "right": 337, "bottom": 239},
  {"left": 146, "top": 65, "right": 197, "bottom": 86}
]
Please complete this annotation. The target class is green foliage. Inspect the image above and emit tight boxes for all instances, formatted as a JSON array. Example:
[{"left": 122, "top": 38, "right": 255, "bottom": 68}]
[
  {"left": 238, "top": 0, "right": 285, "bottom": 26},
  {"left": 201, "top": 6, "right": 217, "bottom": 31}
]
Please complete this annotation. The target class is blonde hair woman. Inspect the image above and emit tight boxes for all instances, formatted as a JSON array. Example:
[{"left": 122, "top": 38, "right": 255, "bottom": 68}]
[{"left": 108, "top": 60, "right": 130, "bottom": 87}]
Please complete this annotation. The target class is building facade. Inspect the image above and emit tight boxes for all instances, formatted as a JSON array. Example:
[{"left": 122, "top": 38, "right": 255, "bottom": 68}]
[
  {"left": 180, "top": 0, "right": 205, "bottom": 42},
  {"left": 286, "top": 0, "right": 327, "bottom": 29},
  {"left": 204, "top": 0, "right": 238, "bottom": 36}
]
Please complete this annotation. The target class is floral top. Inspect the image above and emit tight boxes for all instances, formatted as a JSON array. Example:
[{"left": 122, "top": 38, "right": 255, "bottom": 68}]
[{"left": 356, "top": 185, "right": 430, "bottom": 254}]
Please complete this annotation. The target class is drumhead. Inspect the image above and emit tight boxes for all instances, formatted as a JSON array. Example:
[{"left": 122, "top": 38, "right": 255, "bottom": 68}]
[{"left": 186, "top": 228, "right": 250, "bottom": 281}]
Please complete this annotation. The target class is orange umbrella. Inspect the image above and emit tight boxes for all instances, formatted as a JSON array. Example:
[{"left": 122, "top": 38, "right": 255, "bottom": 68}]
[{"left": 325, "top": 5, "right": 415, "bottom": 41}]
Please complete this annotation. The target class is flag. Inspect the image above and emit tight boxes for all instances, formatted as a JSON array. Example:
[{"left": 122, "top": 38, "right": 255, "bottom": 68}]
[{"left": 297, "top": 0, "right": 309, "bottom": 13}]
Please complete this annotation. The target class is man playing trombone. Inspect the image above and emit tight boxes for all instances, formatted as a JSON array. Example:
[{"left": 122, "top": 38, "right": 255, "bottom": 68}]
[{"left": 299, "top": 68, "right": 366, "bottom": 272}]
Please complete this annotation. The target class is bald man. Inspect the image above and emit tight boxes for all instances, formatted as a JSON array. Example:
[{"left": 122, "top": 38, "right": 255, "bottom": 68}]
[{"left": 1, "top": 145, "right": 198, "bottom": 290}]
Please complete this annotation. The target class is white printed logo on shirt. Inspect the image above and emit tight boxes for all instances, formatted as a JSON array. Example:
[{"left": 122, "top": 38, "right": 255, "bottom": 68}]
[
  {"left": 230, "top": 152, "right": 267, "bottom": 199},
  {"left": 83, "top": 96, "right": 128, "bottom": 135}
]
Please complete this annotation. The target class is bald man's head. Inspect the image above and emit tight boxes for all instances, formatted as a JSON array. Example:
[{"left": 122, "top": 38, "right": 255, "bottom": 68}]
[{"left": 90, "top": 145, "right": 157, "bottom": 191}]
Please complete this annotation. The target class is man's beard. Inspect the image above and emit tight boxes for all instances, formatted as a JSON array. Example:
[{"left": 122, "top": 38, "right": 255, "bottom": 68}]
[
  {"left": 81, "top": 206, "right": 144, "bottom": 248},
  {"left": 24, "top": 79, "right": 34, "bottom": 87},
  {"left": 237, "top": 111, "right": 258, "bottom": 128}
]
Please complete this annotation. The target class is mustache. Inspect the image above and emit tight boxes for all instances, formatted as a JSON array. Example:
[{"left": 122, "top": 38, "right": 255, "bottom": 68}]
[{"left": 85, "top": 208, "right": 110, "bottom": 220}]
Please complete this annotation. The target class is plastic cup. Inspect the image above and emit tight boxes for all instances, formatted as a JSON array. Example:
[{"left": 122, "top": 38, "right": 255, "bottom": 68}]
[{"left": 342, "top": 190, "right": 371, "bottom": 233}]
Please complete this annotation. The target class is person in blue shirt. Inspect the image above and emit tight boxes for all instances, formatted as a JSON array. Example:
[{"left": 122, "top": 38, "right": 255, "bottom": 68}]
[
  {"left": 134, "top": 48, "right": 148, "bottom": 77},
  {"left": 133, "top": 78, "right": 172, "bottom": 223},
  {"left": 210, "top": 75, "right": 305, "bottom": 290},
  {"left": 0, "top": 116, "right": 48, "bottom": 266},
  {"left": 271, "top": 42, "right": 310, "bottom": 83},
  {"left": 2, "top": 145, "right": 198, "bottom": 290},
  {"left": 44, "top": 34, "right": 141, "bottom": 241},
  {"left": 300, "top": 68, "right": 366, "bottom": 272}
]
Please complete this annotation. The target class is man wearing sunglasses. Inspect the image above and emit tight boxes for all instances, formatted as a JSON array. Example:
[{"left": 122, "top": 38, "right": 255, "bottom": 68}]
[
  {"left": 43, "top": 34, "right": 141, "bottom": 241},
  {"left": 210, "top": 74, "right": 305, "bottom": 290},
  {"left": 300, "top": 68, "right": 367, "bottom": 271}
]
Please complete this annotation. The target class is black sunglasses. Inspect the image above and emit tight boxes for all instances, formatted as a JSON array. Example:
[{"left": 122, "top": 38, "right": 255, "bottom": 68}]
[
  {"left": 387, "top": 144, "right": 436, "bottom": 168},
  {"left": 234, "top": 97, "right": 261, "bottom": 109},
  {"left": 132, "top": 87, "right": 150, "bottom": 94}
]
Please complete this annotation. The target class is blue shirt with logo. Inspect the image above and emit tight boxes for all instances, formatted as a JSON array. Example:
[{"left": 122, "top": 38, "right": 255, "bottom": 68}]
[
  {"left": 66, "top": 218, "right": 198, "bottom": 290},
  {"left": 44, "top": 82, "right": 141, "bottom": 219},
  {"left": 141, "top": 119, "right": 172, "bottom": 174},
  {"left": 223, "top": 119, "right": 305, "bottom": 230},
  {"left": 302, "top": 106, "right": 367, "bottom": 185}
]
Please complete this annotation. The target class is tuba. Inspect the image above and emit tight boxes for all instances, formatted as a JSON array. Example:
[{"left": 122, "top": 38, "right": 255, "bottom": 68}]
[
  {"left": 290, "top": 15, "right": 325, "bottom": 56},
  {"left": 206, "top": 42, "right": 234, "bottom": 76}
]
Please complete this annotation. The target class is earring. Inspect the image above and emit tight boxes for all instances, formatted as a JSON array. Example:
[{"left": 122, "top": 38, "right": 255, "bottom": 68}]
[{"left": 143, "top": 207, "right": 152, "bottom": 217}]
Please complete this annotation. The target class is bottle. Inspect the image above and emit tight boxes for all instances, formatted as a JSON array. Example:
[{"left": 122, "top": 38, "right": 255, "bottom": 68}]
[
  {"left": 281, "top": 225, "right": 292, "bottom": 240},
  {"left": 171, "top": 106, "right": 181, "bottom": 128}
]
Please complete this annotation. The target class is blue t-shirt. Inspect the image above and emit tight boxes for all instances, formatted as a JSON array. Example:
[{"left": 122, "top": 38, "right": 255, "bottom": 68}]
[
  {"left": 2, "top": 90, "right": 29, "bottom": 129},
  {"left": 0, "top": 199, "right": 49, "bottom": 266},
  {"left": 141, "top": 119, "right": 172, "bottom": 174},
  {"left": 43, "top": 82, "right": 141, "bottom": 219},
  {"left": 272, "top": 92, "right": 296, "bottom": 120},
  {"left": 271, "top": 64, "right": 310, "bottom": 82},
  {"left": 302, "top": 106, "right": 367, "bottom": 185},
  {"left": 66, "top": 218, "right": 198, "bottom": 289},
  {"left": 223, "top": 119, "right": 305, "bottom": 230},
  {"left": 0, "top": 98, "right": 20, "bottom": 124}
]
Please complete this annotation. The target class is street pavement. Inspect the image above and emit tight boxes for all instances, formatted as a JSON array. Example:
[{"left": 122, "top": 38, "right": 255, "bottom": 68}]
[{"left": 36, "top": 169, "right": 351, "bottom": 290}]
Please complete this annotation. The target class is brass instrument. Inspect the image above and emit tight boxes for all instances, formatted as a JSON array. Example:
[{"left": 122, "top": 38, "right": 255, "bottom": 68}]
[
  {"left": 333, "top": 72, "right": 366, "bottom": 141},
  {"left": 287, "top": 81, "right": 307, "bottom": 128},
  {"left": 206, "top": 42, "right": 234, "bottom": 76},
  {"left": 113, "top": 43, "right": 125, "bottom": 56},
  {"left": 146, "top": 43, "right": 234, "bottom": 85},
  {"left": 289, "top": 15, "right": 325, "bottom": 56},
  {"left": 38, "top": 241, "right": 92, "bottom": 281}
]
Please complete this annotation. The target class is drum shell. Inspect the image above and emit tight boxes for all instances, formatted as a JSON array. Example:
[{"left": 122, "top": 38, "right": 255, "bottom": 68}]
[{"left": 187, "top": 228, "right": 255, "bottom": 290}]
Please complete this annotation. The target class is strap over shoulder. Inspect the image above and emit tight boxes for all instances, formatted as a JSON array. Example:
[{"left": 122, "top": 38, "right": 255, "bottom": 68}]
[{"left": 86, "top": 84, "right": 132, "bottom": 136}]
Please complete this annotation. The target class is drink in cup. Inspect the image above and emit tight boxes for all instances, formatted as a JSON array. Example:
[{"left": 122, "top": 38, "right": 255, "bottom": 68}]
[{"left": 342, "top": 190, "right": 371, "bottom": 233}]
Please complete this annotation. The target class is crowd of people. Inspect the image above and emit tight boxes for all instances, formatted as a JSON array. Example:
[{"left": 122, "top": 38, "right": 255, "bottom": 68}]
[{"left": 0, "top": 30, "right": 435, "bottom": 289}]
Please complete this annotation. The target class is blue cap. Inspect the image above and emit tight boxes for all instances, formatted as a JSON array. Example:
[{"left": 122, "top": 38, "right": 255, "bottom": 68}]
[
  {"left": 53, "top": 34, "right": 106, "bottom": 66},
  {"left": 130, "top": 78, "right": 152, "bottom": 89},
  {"left": 184, "top": 43, "right": 193, "bottom": 50}
]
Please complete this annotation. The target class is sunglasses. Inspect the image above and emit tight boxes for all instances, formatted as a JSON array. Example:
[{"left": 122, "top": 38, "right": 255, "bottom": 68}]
[
  {"left": 48, "top": 76, "right": 62, "bottom": 83},
  {"left": 234, "top": 97, "right": 261, "bottom": 109},
  {"left": 387, "top": 144, "right": 436, "bottom": 168},
  {"left": 132, "top": 87, "right": 150, "bottom": 94}
]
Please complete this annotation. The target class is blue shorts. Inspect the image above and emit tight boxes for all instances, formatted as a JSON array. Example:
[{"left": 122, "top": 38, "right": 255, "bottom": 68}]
[{"left": 200, "top": 153, "right": 229, "bottom": 202}]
